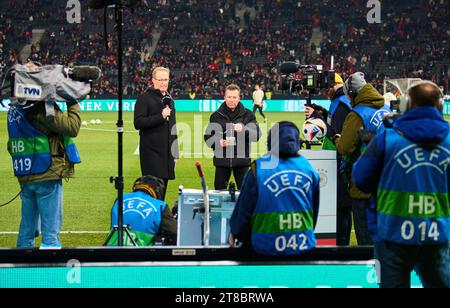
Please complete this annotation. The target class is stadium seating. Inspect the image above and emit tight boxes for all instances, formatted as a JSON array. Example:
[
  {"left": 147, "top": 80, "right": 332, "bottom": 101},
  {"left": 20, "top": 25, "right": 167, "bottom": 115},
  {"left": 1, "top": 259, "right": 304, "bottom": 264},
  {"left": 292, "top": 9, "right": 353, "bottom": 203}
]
[{"left": 0, "top": 0, "right": 448, "bottom": 98}]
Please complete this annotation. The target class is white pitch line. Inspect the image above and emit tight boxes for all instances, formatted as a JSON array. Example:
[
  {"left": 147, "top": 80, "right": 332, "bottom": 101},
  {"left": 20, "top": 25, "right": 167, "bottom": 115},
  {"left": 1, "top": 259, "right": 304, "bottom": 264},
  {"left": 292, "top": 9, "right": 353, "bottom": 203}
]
[
  {"left": 175, "top": 154, "right": 264, "bottom": 158},
  {"left": 81, "top": 127, "right": 137, "bottom": 133},
  {"left": 91, "top": 121, "right": 135, "bottom": 124},
  {"left": 0, "top": 231, "right": 108, "bottom": 235}
]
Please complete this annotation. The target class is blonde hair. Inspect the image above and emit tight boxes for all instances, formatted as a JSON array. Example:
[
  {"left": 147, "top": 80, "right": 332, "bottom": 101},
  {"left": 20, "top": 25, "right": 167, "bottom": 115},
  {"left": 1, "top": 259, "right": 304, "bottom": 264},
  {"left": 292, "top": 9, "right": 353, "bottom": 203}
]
[
  {"left": 152, "top": 67, "right": 170, "bottom": 79},
  {"left": 225, "top": 84, "right": 241, "bottom": 94}
]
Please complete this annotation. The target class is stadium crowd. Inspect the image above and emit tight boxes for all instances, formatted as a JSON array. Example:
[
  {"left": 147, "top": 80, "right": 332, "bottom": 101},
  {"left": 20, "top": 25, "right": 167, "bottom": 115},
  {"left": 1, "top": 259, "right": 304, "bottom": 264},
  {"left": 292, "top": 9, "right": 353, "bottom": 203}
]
[{"left": 0, "top": 0, "right": 448, "bottom": 98}]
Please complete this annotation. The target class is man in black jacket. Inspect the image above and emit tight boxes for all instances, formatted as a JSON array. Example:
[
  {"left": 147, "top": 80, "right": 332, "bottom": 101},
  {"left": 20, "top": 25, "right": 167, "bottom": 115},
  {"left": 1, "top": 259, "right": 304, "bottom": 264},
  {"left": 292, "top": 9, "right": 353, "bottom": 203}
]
[
  {"left": 204, "top": 84, "right": 261, "bottom": 190},
  {"left": 134, "top": 67, "right": 179, "bottom": 200}
]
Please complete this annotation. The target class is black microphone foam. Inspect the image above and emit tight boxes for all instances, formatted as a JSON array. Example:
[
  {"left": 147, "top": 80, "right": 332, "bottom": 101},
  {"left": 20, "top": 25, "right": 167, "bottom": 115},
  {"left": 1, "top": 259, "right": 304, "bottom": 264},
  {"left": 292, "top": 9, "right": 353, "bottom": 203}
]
[
  {"left": 280, "top": 62, "right": 300, "bottom": 74},
  {"left": 70, "top": 66, "right": 102, "bottom": 82},
  {"left": 162, "top": 94, "right": 173, "bottom": 121},
  {"left": 162, "top": 94, "right": 173, "bottom": 106}
]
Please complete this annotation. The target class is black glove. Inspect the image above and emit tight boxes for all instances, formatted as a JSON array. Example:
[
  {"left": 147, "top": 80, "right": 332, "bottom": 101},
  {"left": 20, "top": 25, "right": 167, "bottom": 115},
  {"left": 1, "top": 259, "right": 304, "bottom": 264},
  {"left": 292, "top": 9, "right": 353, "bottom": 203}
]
[
  {"left": 382, "top": 113, "right": 400, "bottom": 128},
  {"left": 309, "top": 104, "right": 329, "bottom": 123}
]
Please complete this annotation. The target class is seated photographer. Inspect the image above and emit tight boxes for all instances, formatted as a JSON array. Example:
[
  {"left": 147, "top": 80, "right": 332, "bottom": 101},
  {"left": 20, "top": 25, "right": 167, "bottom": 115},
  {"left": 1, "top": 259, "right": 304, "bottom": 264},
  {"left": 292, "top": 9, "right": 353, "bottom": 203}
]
[{"left": 108, "top": 175, "right": 177, "bottom": 246}]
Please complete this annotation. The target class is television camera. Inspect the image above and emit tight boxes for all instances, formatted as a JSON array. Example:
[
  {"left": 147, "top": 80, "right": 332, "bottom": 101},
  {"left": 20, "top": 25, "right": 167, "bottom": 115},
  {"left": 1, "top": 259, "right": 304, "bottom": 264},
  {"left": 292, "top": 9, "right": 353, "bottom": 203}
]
[
  {"left": 0, "top": 63, "right": 101, "bottom": 118},
  {"left": 280, "top": 62, "right": 336, "bottom": 96}
]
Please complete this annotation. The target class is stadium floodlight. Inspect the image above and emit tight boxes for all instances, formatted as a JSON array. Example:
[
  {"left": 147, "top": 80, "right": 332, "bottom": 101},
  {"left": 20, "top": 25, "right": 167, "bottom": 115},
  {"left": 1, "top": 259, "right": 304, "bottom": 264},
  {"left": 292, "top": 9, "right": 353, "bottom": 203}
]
[{"left": 89, "top": 0, "right": 144, "bottom": 246}]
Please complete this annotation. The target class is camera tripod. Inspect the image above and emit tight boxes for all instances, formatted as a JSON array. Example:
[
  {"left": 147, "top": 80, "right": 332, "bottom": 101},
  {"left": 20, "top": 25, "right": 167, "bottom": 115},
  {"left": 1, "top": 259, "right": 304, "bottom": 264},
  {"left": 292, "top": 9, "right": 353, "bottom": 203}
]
[{"left": 91, "top": 1, "right": 131, "bottom": 246}]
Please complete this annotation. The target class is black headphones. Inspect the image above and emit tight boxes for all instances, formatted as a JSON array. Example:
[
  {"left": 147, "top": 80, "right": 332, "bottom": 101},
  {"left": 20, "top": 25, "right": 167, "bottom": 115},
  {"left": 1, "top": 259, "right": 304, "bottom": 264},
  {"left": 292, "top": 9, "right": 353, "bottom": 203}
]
[
  {"left": 345, "top": 75, "right": 356, "bottom": 101},
  {"left": 133, "top": 175, "right": 165, "bottom": 200}
]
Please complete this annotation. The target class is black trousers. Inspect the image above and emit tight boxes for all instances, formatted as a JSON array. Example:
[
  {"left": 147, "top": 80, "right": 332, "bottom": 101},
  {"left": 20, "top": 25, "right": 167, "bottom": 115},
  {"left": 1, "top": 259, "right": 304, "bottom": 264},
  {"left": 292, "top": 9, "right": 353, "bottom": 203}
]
[
  {"left": 336, "top": 169, "right": 353, "bottom": 245},
  {"left": 352, "top": 198, "right": 373, "bottom": 246},
  {"left": 161, "top": 179, "right": 168, "bottom": 201},
  {"left": 214, "top": 166, "right": 249, "bottom": 190},
  {"left": 252, "top": 105, "right": 266, "bottom": 119},
  {"left": 374, "top": 241, "right": 449, "bottom": 288}
]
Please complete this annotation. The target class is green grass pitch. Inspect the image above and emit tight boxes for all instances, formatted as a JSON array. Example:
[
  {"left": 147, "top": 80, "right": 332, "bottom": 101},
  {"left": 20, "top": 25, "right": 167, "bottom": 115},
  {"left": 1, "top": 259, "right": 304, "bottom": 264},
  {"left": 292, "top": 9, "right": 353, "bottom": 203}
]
[{"left": 1, "top": 111, "right": 448, "bottom": 247}]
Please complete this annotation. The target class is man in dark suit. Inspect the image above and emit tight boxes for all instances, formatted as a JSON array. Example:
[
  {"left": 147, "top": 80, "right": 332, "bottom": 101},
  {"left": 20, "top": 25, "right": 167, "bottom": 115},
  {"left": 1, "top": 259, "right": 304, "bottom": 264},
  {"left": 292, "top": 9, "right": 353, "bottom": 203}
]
[{"left": 134, "top": 67, "right": 179, "bottom": 200}]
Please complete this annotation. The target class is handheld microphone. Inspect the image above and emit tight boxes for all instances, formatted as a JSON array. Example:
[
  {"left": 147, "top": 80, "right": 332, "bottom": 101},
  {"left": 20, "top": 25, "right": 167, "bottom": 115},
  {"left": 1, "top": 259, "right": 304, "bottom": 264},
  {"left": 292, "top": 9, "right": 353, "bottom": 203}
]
[{"left": 161, "top": 93, "right": 173, "bottom": 121}]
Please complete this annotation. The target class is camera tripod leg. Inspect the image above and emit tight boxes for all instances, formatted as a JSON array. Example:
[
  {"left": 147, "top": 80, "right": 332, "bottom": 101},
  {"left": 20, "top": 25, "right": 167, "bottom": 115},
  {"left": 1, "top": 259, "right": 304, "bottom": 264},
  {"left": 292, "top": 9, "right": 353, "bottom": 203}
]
[
  {"left": 123, "top": 226, "right": 138, "bottom": 246},
  {"left": 103, "top": 225, "right": 138, "bottom": 247},
  {"left": 103, "top": 228, "right": 116, "bottom": 246}
]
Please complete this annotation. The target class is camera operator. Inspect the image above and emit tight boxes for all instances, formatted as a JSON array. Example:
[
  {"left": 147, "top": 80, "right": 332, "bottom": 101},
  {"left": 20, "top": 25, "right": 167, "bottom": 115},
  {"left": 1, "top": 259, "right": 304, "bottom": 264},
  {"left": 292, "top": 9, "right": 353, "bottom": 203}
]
[
  {"left": 305, "top": 73, "right": 354, "bottom": 246},
  {"left": 6, "top": 62, "right": 83, "bottom": 249},
  {"left": 352, "top": 81, "right": 449, "bottom": 288},
  {"left": 334, "top": 72, "right": 391, "bottom": 246},
  {"left": 305, "top": 74, "right": 352, "bottom": 149}
]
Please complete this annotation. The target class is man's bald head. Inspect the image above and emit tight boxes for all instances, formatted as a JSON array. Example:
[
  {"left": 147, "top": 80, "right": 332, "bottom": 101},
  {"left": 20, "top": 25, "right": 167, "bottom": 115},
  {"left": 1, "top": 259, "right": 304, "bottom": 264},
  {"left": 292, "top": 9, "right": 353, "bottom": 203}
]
[{"left": 409, "top": 81, "right": 443, "bottom": 109}]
